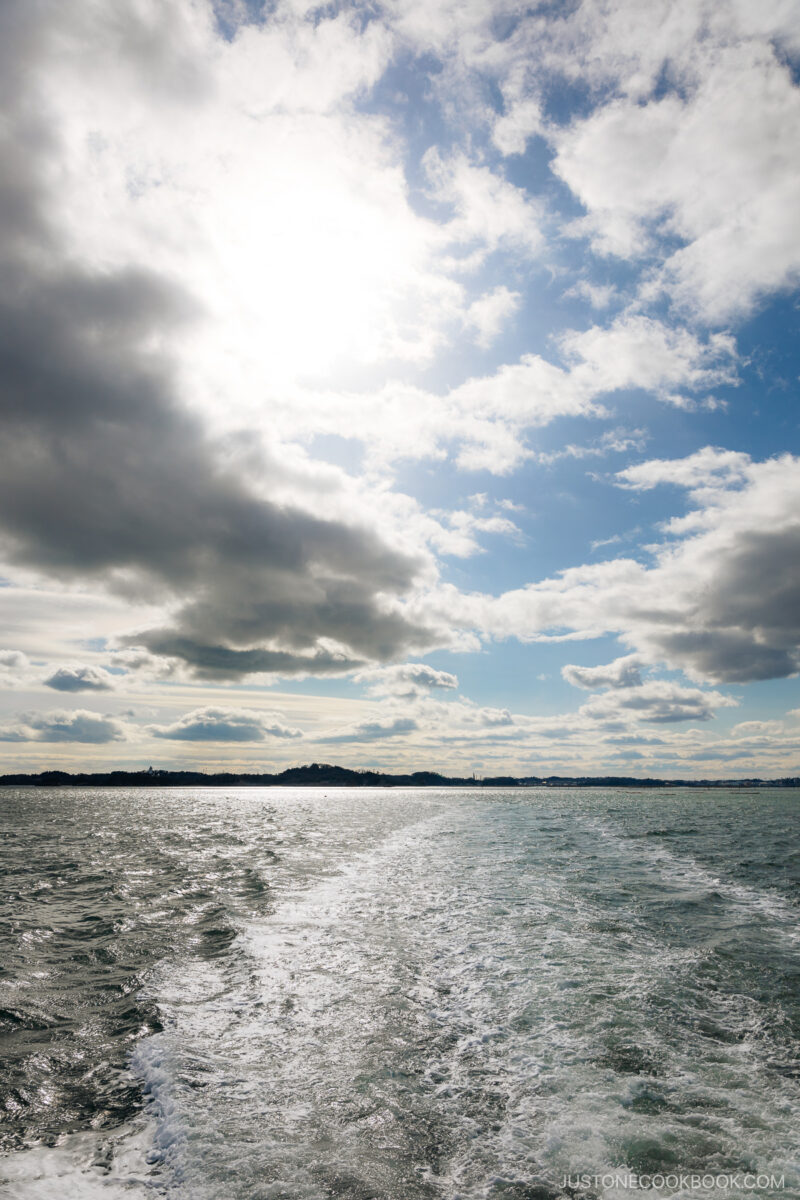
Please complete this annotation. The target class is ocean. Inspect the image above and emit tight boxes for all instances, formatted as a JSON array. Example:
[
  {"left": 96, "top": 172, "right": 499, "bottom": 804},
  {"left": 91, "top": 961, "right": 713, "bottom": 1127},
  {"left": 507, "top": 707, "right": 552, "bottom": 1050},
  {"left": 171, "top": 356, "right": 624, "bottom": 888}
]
[{"left": 0, "top": 786, "right": 798, "bottom": 1199}]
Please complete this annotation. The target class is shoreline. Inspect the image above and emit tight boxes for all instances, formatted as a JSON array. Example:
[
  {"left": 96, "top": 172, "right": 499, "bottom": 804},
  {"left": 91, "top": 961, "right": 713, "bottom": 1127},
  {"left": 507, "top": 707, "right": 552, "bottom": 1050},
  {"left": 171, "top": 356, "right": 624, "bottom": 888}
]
[{"left": 1, "top": 764, "right": 798, "bottom": 789}]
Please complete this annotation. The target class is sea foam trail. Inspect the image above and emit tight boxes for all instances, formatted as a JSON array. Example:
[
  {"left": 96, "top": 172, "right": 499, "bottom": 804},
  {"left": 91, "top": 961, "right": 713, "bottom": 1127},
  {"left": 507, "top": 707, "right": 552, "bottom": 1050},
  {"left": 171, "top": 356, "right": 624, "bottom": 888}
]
[
  {"left": 2, "top": 787, "right": 799, "bottom": 1199},
  {"left": 129, "top": 794, "right": 799, "bottom": 1199},
  {"left": 584, "top": 812, "right": 800, "bottom": 948}
]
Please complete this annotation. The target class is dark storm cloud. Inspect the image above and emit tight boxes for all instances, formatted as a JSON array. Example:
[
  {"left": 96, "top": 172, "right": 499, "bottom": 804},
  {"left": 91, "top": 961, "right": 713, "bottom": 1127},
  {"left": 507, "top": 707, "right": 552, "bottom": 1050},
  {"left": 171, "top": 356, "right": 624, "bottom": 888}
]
[{"left": 0, "top": 2, "right": 433, "bottom": 681}]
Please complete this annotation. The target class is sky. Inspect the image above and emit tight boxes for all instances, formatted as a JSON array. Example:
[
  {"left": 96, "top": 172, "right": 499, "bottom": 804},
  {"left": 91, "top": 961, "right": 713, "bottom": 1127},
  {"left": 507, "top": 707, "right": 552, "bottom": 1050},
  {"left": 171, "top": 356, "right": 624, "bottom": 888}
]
[{"left": 1, "top": 0, "right": 799, "bottom": 778}]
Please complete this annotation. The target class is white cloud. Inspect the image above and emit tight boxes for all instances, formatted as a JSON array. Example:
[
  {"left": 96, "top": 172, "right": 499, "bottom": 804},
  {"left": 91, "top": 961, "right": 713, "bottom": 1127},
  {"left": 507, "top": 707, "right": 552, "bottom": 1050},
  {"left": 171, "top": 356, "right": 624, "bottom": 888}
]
[
  {"left": 384, "top": 0, "right": 507, "bottom": 55},
  {"left": 316, "top": 714, "right": 419, "bottom": 743},
  {"left": 562, "top": 655, "right": 643, "bottom": 690},
  {"left": 492, "top": 96, "right": 543, "bottom": 157},
  {"left": 404, "top": 0, "right": 800, "bottom": 324},
  {"left": 729, "top": 719, "right": 784, "bottom": 738},
  {"left": 579, "top": 679, "right": 737, "bottom": 725},
  {"left": 563, "top": 279, "right": 620, "bottom": 310},
  {"left": 424, "top": 148, "right": 545, "bottom": 267},
  {"left": 149, "top": 706, "right": 303, "bottom": 741},
  {"left": 0, "top": 652, "right": 117, "bottom": 693},
  {"left": 22, "top": 0, "right": 754, "bottom": 492},
  {"left": 464, "top": 285, "right": 521, "bottom": 347},
  {"left": 538, "top": 427, "right": 648, "bottom": 466},
  {"left": 437, "top": 452, "right": 800, "bottom": 684},
  {"left": 296, "top": 674, "right": 750, "bottom": 777},
  {"left": 557, "top": 317, "right": 737, "bottom": 407},
  {"left": 353, "top": 662, "right": 459, "bottom": 697},
  {"left": 537, "top": 0, "right": 800, "bottom": 101},
  {"left": 0, "top": 650, "right": 34, "bottom": 689},
  {"left": 304, "top": 313, "right": 735, "bottom": 474},
  {"left": 30, "top": 0, "right": 475, "bottom": 416},
  {"left": 471, "top": 705, "right": 514, "bottom": 728},
  {"left": 0, "top": 709, "right": 127, "bottom": 743},
  {"left": 429, "top": 509, "right": 523, "bottom": 556},
  {"left": 551, "top": 39, "right": 800, "bottom": 321},
  {"left": 615, "top": 446, "right": 751, "bottom": 495}
]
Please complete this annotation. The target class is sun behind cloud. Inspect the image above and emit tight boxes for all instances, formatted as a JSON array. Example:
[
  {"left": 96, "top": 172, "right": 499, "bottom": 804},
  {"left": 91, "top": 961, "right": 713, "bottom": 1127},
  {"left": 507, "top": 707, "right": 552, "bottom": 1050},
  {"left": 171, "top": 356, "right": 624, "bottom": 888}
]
[{"left": 0, "top": 0, "right": 798, "bottom": 777}]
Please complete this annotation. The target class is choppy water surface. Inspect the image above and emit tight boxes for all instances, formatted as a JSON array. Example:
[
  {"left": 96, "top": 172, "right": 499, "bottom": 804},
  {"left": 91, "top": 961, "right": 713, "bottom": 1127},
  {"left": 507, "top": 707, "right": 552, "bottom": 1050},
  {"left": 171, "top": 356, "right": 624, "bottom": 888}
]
[{"left": 1, "top": 786, "right": 798, "bottom": 1199}]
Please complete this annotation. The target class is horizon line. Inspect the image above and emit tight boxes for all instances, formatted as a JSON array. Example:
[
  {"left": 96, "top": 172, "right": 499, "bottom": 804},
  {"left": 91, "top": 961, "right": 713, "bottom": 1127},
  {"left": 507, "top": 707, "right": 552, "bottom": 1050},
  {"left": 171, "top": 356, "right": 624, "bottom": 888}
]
[{"left": 1, "top": 764, "right": 798, "bottom": 788}]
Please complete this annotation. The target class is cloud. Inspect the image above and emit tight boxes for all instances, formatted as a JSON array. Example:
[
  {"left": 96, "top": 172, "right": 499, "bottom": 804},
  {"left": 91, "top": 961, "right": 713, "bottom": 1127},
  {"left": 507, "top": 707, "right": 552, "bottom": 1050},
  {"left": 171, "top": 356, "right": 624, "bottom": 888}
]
[
  {"left": 1, "top": 649, "right": 121, "bottom": 693},
  {"left": 561, "top": 655, "right": 736, "bottom": 730},
  {"left": 0, "top": 251, "right": 432, "bottom": 675},
  {"left": 109, "top": 647, "right": 183, "bottom": 681},
  {"left": 465, "top": 286, "right": 521, "bottom": 348},
  {"left": 563, "top": 280, "right": 619, "bottom": 310},
  {"left": 0, "top": 0, "right": 447, "bottom": 681},
  {"left": 44, "top": 664, "right": 115, "bottom": 692},
  {"left": 549, "top": 31, "right": 800, "bottom": 321},
  {"left": 4, "top": 0, "right": 754, "bottom": 518},
  {"left": 353, "top": 662, "right": 459, "bottom": 697},
  {"left": 557, "top": 317, "right": 737, "bottom": 408},
  {"left": 0, "top": 709, "right": 127, "bottom": 743},
  {"left": 0, "top": 650, "right": 28, "bottom": 672},
  {"left": 424, "top": 148, "right": 544, "bottom": 267},
  {"left": 311, "top": 312, "right": 721, "bottom": 476},
  {"left": 149, "top": 706, "right": 302, "bottom": 742},
  {"left": 402, "top": 0, "right": 800, "bottom": 325},
  {"left": 580, "top": 680, "right": 737, "bottom": 725},
  {"left": 0, "top": 649, "right": 33, "bottom": 688},
  {"left": 729, "top": 720, "right": 784, "bottom": 739},
  {"left": 357, "top": 313, "right": 733, "bottom": 473},
  {"left": 492, "top": 97, "right": 543, "bottom": 157},
  {"left": 614, "top": 446, "right": 751, "bottom": 495},
  {"left": 472, "top": 706, "right": 514, "bottom": 728},
  {"left": 0, "top": 0, "right": 797, "bottom": 766},
  {"left": 538, "top": 427, "right": 648, "bottom": 466},
  {"left": 441, "top": 452, "right": 800, "bottom": 684},
  {"left": 312, "top": 689, "right": 520, "bottom": 752},
  {"left": 562, "top": 655, "right": 643, "bottom": 690},
  {"left": 30, "top": 0, "right": 459, "bottom": 380},
  {"left": 316, "top": 715, "right": 419, "bottom": 743},
  {"left": 604, "top": 735, "right": 667, "bottom": 747},
  {"left": 428, "top": 508, "right": 523, "bottom": 556}
]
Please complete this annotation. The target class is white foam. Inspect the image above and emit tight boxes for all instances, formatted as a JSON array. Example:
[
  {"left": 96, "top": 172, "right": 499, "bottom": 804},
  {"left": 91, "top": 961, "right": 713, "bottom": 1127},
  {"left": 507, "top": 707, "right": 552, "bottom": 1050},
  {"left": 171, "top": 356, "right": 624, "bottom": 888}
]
[
  {"left": 586, "top": 813, "right": 800, "bottom": 944},
  {"left": 14, "top": 790, "right": 795, "bottom": 1200},
  {"left": 0, "top": 1121, "right": 158, "bottom": 1199},
  {"left": 122, "top": 796, "right": 797, "bottom": 1197}
]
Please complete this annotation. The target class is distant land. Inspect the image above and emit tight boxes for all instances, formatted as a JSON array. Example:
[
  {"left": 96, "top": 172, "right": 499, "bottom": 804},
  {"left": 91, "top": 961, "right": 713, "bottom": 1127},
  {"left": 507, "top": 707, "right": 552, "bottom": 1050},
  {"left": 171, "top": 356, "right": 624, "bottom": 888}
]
[{"left": 1, "top": 763, "right": 799, "bottom": 788}]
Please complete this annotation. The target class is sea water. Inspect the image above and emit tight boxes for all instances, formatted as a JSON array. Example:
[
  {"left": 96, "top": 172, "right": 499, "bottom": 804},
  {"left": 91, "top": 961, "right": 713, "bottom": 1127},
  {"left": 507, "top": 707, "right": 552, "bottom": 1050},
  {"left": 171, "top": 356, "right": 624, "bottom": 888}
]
[{"left": 0, "top": 786, "right": 798, "bottom": 1199}]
